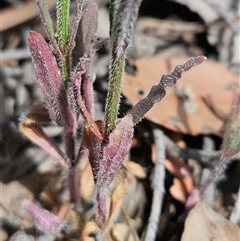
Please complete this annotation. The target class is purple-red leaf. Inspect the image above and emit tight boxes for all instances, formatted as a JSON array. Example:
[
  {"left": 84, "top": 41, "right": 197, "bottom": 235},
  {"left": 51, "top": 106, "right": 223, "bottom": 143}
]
[
  {"left": 28, "top": 31, "right": 74, "bottom": 133},
  {"left": 96, "top": 114, "right": 134, "bottom": 189},
  {"left": 96, "top": 192, "right": 109, "bottom": 229},
  {"left": 22, "top": 200, "right": 64, "bottom": 232},
  {"left": 69, "top": 57, "right": 103, "bottom": 140},
  {"left": 69, "top": 56, "right": 89, "bottom": 119},
  {"left": 94, "top": 115, "right": 133, "bottom": 228}
]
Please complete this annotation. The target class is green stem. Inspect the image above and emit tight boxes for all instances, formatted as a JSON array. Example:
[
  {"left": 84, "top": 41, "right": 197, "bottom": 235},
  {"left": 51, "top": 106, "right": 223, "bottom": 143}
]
[
  {"left": 56, "top": 0, "right": 70, "bottom": 49},
  {"left": 104, "top": 53, "right": 125, "bottom": 132},
  {"left": 60, "top": 56, "right": 70, "bottom": 87}
]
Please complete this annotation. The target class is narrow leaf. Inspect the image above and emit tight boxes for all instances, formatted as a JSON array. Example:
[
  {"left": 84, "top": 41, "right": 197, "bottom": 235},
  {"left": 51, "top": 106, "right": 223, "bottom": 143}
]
[
  {"left": 96, "top": 114, "right": 134, "bottom": 189},
  {"left": 69, "top": 57, "right": 103, "bottom": 140},
  {"left": 23, "top": 200, "right": 64, "bottom": 232},
  {"left": 129, "top": 56, "right": 207, "bottom": 124},
  {"left": 82, "top": 75, "right": 94, "bottom": 115},
  {"left": 96, "top": 192, "right": 109, "bottom": 229},
  {"left": 67, "top": 0, "right": 86, "bottom": 55},
  {"left": 34, "top": 0, "right": 61, "bottom": 56},
  {"left": 56, "top": 0, "right": 70, "bottom": 49},
  {"left": 68, "top": 58, "right": 86, "bottom": 121},
  {"left": 19, "top": 104, "right": 70, "bottom": 169},
  {"left": 105, "top": 54, "right": 125, "bottom": 132},
  {"left": 222, "top": 88, "right": 240, "bottom": 157},
  {"left": 104, "top": 0, "right": 142, "bottom": 131},
  {"left": 109, "top": 0, "right": 143, "bottom": 59},
  {"left": 72, "top": 3, "right": 99, "bottom": 66},
  {"left": 28, "top": 31, "right": 75, "bottom": 133},
  {"left": 77, "top": 88, "right": 102, "bottom": 140},
  {"left": 96, "top": 158, "right": 131, "bottom": 229},
  {"left": 83, "top": 121, "right": 103, "bottom": 182}
]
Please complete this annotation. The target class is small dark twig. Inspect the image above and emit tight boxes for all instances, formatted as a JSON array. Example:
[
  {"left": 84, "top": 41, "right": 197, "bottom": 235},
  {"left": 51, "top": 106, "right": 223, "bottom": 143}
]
[
  {"left": 201, "top": 95, "right": 228, "bottom": 121},
  {"left": 164, "top": 134, "right": 240, "bottom": 165},
  {"left": 144, "top": 128, "right": 166, "bottom": 241},
  {"left": 164, "top": 134, "right": 217, "bottom": 164}
]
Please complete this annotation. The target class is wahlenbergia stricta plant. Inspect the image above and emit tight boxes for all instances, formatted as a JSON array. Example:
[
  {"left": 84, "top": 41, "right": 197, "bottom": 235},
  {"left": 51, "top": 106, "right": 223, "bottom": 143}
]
[
  {"left": 186, "top": 87, "right": 240, "bottom": 209},
  {"left": 199, "top": 88, "right": 240, "bottom": 196},
  {"left": 19, "top": 0, "right": 208, "bottom": 236}
]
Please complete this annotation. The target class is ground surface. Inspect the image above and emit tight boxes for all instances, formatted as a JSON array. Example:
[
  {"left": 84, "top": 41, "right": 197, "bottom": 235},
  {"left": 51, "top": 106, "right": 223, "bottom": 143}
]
[{"left": 1, "top": 0, "right": 240, "bottom": 240}]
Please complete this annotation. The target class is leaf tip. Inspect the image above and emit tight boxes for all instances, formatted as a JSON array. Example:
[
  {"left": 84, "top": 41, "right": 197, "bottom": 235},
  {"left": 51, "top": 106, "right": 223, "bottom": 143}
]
[{"left": 22, "top": 200, "right": 64, "bottom": 232}]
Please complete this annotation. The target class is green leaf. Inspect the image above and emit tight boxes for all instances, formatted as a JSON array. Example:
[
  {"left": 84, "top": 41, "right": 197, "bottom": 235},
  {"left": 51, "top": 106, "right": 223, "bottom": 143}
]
[
  {"left": 105, "top": 53, "right": 125, "bottom": 131},
  {"left": 109, "top": 0, "right": 143, "bottom": 59},
  {"left": 222, "top": 88, "right": 240, "bottom": 157},
  {"left": 225, "top": 125, "right": 240, "bottom": 154},
  {"left": 56, "top": 0, "right": 70, "bottom": 49},
  {"left": 104, "top": 0, "right": 143, "bottom": 132}
]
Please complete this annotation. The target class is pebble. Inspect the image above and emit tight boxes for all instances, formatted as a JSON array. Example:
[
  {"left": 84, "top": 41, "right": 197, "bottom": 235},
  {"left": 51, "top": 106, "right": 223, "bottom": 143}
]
[
  {"left": 1, "top": 65, "right": 22, "bottom": 78},
  {"left": 4, "top": 77, "right": 18, "bottom": 91},
  {"left": 4, "top": 96, "right": 15, "bottom": 117},
  {"left": 97, "top": 7, "right": 110, "bottom": 39},
  {"left": 21, "top": 61, "right": 36, "bottom": 85},
  {"left": 32, "top": 85, "right": 43, "bottom": 101},
  {"left": 15, "top": 84, "right": 30, "bottom": 109}
]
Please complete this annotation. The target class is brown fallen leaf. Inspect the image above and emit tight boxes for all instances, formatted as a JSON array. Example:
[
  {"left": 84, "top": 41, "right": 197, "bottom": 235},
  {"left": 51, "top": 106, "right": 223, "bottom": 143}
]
[
  {"left": 126, "top": 160, "right": 147, "bottom": 179},
  {"left": 152, "top": 141, "right": 195, "bottom": 203},
  {"left": 112, "top": 223, "right": 136, "bottom": 241},
  {"left": 1, "top": 180, "right": 34, "bottom": 214},
  {"left": 181, "top": 201, "right": 240, "bottom": 241},
  {"left": 81, "top": 221, "right": 106, "bottom": 241},
  {"left": 165, "top": 156, "right": 195, "bottom": 203}
]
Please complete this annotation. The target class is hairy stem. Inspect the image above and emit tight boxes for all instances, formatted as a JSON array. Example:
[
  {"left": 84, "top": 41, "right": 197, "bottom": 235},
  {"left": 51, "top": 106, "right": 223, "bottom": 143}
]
[
  {"left": 69, "top": 168, "right": 78, "bottom": 202},
  {"left": 60, "top": 56, "right": 70, "bottom": 87}
]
